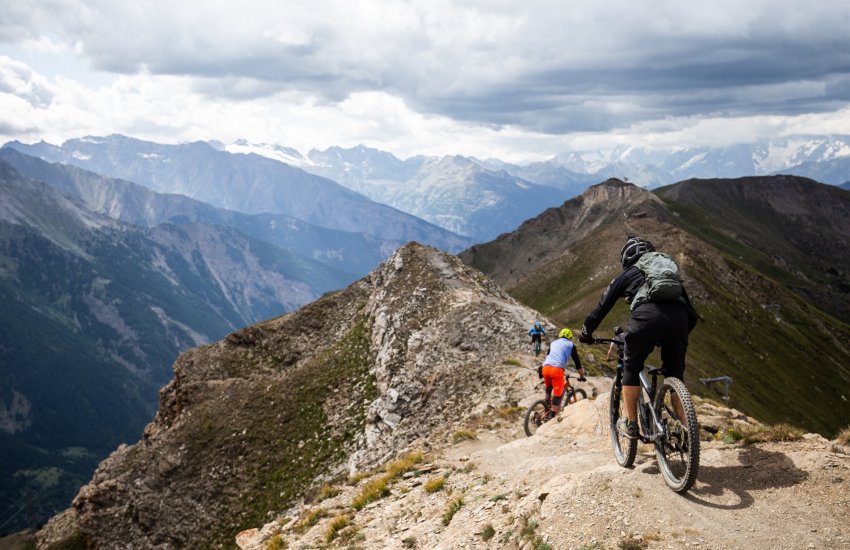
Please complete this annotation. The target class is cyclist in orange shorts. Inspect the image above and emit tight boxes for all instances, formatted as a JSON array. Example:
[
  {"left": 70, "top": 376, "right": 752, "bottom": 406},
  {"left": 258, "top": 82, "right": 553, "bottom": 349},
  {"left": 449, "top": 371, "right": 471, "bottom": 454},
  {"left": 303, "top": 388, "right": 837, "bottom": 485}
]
[{"left": 539, "top": 328, "right": 587, "bottom": 419}]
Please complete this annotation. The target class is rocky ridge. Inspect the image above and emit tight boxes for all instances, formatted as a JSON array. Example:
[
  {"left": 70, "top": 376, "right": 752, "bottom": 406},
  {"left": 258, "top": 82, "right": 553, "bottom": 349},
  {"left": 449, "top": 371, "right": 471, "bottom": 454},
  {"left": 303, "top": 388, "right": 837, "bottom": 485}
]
[{"left": 36, "top": 242, "right": 557, "bottom": 549}]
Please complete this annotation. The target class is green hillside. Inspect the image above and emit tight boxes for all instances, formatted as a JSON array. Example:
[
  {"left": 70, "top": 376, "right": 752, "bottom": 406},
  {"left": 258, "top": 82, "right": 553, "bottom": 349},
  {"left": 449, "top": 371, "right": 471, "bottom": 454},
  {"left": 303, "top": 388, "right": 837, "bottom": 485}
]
[{"left": 463, "top": 178, "right": 850, "bottom": 438}]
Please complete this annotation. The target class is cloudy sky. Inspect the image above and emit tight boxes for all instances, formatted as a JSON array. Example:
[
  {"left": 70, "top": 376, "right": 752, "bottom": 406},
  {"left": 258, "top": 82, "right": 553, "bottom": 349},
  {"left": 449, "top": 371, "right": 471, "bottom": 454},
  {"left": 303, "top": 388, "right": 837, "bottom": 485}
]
[{"left": 2, "top": 0, "right": 850, "bottom": 161}]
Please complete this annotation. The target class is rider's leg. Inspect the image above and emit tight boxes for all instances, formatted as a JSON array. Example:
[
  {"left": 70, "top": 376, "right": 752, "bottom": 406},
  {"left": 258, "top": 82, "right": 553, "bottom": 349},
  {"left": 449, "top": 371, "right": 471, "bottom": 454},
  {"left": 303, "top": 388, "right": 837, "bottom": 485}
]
[
  {"left": 623, "top": 309, "right": 659, "bottom": 424},
  {"left": 659, "top": 307, "right": 690, "bottom": 422},
  {"left": 622, "top": 386, "right": 640, "bottom": 422},
  {"left": 543, "top": 366, "right": 565, "bottom": 415}
]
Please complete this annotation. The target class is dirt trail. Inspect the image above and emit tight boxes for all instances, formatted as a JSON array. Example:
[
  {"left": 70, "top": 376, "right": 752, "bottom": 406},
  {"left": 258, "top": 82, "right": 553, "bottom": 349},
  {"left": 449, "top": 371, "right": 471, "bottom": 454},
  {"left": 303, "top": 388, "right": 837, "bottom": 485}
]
[{"left": 238, "top": 366, "right": 850, "bottom": 550}]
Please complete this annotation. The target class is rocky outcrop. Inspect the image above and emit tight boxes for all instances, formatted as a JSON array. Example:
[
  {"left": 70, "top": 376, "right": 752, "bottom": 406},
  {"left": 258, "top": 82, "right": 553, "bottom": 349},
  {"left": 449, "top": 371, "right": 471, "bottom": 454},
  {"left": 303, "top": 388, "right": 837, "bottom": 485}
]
[
  {"left": 459, "top": 179, "right": 668, "bottom": 287},
  {"left": 37, "top": 242, "right": 551, "bottom": 549}
]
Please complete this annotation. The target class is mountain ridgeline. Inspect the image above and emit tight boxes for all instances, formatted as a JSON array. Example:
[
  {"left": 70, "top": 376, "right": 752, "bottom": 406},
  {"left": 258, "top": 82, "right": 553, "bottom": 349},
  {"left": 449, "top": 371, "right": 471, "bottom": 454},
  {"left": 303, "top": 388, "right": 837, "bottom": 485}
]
[{"left": 461, "top": 176, "right": 850, "bottom": 437}]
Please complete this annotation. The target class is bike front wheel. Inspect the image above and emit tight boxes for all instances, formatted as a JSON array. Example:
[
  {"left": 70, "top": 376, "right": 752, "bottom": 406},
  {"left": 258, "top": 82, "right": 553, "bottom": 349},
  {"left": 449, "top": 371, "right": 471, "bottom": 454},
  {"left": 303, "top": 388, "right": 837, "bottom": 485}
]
[
  {"left": 609, "top": 377, "right": 637, "bottom": 467},
  {"left": 567, "top": 387, "right": 588, "bottom": 404},
  {"left": 523, "top": 399, "right": 549, "bottom": 437},
  {"left": 653, "top": 377, "right": 700, "bottom": 493}
]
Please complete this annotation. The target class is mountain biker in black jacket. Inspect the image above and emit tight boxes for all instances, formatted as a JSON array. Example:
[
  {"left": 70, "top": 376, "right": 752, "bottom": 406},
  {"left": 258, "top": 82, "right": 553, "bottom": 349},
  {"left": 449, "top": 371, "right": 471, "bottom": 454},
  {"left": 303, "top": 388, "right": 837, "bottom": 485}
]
[{"left": 579, "top": 236, "right": 698, "bottom": 439}]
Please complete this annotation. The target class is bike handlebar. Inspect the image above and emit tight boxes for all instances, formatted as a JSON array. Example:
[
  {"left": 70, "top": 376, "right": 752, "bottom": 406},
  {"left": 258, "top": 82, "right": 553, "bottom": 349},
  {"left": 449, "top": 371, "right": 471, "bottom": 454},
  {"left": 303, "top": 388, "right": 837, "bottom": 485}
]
[{"left": 589, "top": 337, "right": 624, "bottom": 346}]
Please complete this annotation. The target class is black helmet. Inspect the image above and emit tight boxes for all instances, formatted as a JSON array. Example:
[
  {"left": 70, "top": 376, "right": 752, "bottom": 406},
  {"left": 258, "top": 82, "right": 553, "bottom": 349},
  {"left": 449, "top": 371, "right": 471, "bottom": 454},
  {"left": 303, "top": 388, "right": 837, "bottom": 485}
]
[{"left": 620, "top": 235, "right": 654, "bottom": 268}]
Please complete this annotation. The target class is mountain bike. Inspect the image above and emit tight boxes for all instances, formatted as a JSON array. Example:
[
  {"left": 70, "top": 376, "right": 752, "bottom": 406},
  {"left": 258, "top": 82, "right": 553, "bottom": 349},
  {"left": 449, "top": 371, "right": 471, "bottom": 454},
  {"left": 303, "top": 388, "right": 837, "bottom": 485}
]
[
  {"left": 523, "top": 374, "right": 587, "bottom": 436},
  {"left": 590, "top": 331, "right": 700, "bottom": 493},
  {"left": 532, "top": 337, "right": 543, "bottom": 356}
]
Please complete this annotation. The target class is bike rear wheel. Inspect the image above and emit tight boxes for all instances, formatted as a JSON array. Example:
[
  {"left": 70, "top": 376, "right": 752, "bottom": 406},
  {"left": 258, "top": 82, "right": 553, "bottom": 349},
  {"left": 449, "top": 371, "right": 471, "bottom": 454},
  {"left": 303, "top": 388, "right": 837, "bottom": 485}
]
[
  {"left": 653, "top": 377, "right": 700, "bottom": 493},
  {"left": 609, "top": 376, "right": 637, "bottom": 467},
  {"left": 523, "top": 399, "right": 550, "bottom": 436}
]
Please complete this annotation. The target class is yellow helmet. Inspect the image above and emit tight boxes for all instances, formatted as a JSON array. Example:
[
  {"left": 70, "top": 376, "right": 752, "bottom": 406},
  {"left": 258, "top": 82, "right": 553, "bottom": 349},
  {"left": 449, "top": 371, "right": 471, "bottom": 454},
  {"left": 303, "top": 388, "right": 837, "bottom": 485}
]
[{"left": 559, "top": 328, "right": 573, "bottom": 339}]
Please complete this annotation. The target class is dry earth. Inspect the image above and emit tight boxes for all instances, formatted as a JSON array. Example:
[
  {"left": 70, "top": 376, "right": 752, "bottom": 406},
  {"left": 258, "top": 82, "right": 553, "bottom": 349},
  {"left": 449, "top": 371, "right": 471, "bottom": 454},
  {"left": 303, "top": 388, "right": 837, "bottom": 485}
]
[{"left": 236, "top": 357, "right": 850, "bottom": 550}]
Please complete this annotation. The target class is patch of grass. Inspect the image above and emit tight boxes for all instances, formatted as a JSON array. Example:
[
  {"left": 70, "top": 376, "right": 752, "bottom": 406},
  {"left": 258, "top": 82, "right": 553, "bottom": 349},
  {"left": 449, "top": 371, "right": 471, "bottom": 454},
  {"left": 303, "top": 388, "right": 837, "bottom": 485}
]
[
  {"left": 496, "top": 405, "right": 525, "bottom": 419},
  {"left": 442, "top": 495, "right": 465, "bottom": 525},
  {"left": 347, "top": 471, "right": 370, "bottom": 485},
  {"left": 502, "top": 358, "right": 522, "bottom": 367},
  {"left": 490, "top": 492, "right": 509, "bottom": 502},
  {"left": 385, "top": 451, "right": 425, "bottom": 478},
  {"left": 352, "top": 451, "right": 425, "bottom": 510},
  {"left": 324, "top": 515, "right": 350, "bottom": 543},
  {"left": 618, "top": 535, "right": 649, "bottom": 550},
  {"left": 452, "top": 430, "right": 477, "bottom": 443},
  {"left": 836, "top": 425, "right": 850, "bottom": 445},
  {"left": 720, "top": 427, "right": 744, "bottom": 444},
  {"left": 293, "top": 508, "right": 324, "bottom": 532},
  {"left": 518, "top": 514, "right": 546, "bottom": 548},
  {"left": 402, "top": 536, "right": 417, "bottom": 548},
  {"left": 351, "top": 477, "right": 391, "bottom": 510},
  {"left": 520, "top": 515, "right": 538, "bottom": 538},
  {"left": 577, "top": 543, "right": 602, "bottom": 550},
  {"left": 265, "top": 535, "right": 287, "bottom": 550},
  {"left": 632, "top": 486, "right": 642, "bottom": 498},
  {"left": 741, "top": 423, "right": 804, "bottom": 444},
  {"left": 481, "top": 524, "right": 496, "bottom": 541},
  {"left": 317, "top": 484, "right": 342, "bottom": 501},
  {"left": 423, "top": 477, "right": 445, "bottom": 493}
]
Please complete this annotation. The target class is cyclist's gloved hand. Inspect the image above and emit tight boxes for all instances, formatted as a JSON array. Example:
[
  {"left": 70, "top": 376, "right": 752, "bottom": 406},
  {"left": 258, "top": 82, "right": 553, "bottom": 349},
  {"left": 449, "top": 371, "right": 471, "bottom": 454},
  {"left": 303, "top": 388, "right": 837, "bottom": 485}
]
[
  {"left": 536, "top": 365, "right": 543, "bottom": 379},
  {"left": 579, "top": 328, "right": 593, "bottom": 344}
]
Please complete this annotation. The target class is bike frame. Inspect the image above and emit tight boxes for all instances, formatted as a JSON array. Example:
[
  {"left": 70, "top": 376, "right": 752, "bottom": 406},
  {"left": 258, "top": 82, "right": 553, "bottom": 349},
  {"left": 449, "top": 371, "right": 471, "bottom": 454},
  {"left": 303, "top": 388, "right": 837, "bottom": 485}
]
[
  {"left": 609, "top": 339, "right": 668, "bottom": 444},
  {"left": 636, "top": 369, "right": 667, "bottom": 444}
]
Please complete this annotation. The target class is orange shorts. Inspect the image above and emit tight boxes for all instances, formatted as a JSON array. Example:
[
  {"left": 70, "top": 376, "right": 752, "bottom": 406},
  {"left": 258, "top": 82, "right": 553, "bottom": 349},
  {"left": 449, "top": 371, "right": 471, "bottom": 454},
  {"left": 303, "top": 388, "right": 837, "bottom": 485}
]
[{"left": 542, "top": 365, "right": 567, "bottom": 397}]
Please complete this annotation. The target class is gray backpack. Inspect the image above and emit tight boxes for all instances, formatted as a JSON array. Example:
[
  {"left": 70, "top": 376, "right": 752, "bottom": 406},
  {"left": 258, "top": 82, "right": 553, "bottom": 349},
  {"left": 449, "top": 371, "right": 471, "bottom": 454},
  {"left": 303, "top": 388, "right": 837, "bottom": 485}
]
[{"left": 630, "top": 252, "right": 683, "bottom": 310}]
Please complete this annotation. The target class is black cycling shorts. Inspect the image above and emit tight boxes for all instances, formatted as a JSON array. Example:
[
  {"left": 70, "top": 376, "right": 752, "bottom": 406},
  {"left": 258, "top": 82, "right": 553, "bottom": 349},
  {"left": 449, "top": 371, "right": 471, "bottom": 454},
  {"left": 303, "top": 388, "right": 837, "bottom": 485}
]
[{"left": 622, "top": 302, "right": 689, "bottom": 386}]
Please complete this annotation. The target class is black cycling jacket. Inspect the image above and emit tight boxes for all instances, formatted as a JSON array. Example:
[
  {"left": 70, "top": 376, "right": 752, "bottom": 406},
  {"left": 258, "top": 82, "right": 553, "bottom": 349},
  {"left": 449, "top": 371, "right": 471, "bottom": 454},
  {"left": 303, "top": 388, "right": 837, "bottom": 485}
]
[{"left": 582, "top": 265, "right": 695, "bottom": 336}]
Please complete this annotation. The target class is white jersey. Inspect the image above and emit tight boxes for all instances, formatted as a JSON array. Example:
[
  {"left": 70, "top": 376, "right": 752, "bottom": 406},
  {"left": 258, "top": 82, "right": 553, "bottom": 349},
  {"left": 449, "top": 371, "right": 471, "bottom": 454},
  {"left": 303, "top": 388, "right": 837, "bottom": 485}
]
[{"left": 543, "top": 337, "right": 575, "bottom": 370}]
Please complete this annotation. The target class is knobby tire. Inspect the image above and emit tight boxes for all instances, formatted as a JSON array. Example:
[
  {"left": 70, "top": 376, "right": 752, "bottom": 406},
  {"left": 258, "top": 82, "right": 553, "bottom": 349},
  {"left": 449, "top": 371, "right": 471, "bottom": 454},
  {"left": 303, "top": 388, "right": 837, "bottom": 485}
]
[
  {"left": 568, "top": 387, "right": 588, "bottom": 404},
  {"left": 609, "top": 377, "right": 637, "bottom": 467},
  {"left": 653, "top": 377, "right": 700, "bottom": 493},
  {"left": 523, "top": 399, "right": 549, "bottom": 437}
]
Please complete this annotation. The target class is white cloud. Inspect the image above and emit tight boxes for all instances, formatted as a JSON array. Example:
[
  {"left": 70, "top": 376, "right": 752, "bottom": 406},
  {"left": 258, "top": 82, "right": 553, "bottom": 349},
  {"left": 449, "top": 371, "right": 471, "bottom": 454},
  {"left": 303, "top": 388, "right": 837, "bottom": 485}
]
[{"left": 1, "top": 1, "right": 850, "bottom": 157}]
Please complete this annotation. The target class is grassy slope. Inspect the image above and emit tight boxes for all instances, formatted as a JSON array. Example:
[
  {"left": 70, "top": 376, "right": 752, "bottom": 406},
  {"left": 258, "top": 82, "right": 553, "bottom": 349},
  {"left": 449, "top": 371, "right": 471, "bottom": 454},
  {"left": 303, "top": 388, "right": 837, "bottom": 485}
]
[{"left": 497, "top": 200, "right": 850, "bottom": 437}]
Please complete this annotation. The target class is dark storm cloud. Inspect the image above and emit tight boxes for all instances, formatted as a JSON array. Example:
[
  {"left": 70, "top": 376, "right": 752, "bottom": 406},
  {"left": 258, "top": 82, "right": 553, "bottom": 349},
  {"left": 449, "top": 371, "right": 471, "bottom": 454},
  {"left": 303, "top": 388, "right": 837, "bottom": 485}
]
[{"left": 4, "top": 0, "right": 850, "bottom": 134}]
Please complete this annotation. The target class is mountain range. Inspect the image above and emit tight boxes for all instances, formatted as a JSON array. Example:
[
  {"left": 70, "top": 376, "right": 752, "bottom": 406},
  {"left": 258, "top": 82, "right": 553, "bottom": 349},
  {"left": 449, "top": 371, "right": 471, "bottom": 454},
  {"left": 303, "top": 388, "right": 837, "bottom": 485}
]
[
  {"left": 302, "top": 146, "right": 575, "bottom": 241},
  {"left": 4, "top": 136, "right": 471, "bottom": 252},
  {"left": 2, "top": 132, "right": 849, "bottom": 540},
  {"left": 512, "top": 135, "right": 850, "bottom": 188},
  {"left": 216, "top": 135, "right": 850, "bottom": 241}
]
